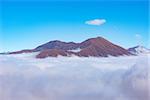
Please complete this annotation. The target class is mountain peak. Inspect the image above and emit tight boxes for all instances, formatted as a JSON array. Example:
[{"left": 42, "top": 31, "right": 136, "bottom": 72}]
[
  {"left": 80, "top": 36, "right": 107, "bottom": 45},
  {"left": 128, "top": 45, "right": 150, "bottom": 55},
  {"left": 91, "top": 36, "right": 103, "bottom": 39},
  {"left": 84, "top": 36, "right": 105, "bottom": 42}
]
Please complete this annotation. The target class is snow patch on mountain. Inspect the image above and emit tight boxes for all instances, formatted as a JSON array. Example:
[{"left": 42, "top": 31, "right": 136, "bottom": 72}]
[
  {"left": 128, "top": 45, "right": 150, "bottom": 55},
  {"left": 68, "top": 48, "right": 82, "bottom": 52}
]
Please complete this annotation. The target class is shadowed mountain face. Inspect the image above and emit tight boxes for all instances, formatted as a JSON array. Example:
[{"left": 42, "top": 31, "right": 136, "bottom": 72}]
[
  {"left": 34, "top": 40, "right": 79, "bottom": 51},
  {"left": 9, "top": 37, "right": 131, "bottom": 58}
]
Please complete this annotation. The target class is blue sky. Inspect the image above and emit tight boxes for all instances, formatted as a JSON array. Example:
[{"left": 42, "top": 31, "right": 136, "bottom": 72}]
[{"left": 0, "top": 0, "right": 149, "bottom": 52}]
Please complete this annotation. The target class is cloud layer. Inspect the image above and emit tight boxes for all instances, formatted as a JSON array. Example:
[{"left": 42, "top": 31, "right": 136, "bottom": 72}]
[
  {"left": 85, "top": 19, "right": 106, "bottom": 26},
  {"left": 0, "top": 54, "right": 149, "bottom": 100}
]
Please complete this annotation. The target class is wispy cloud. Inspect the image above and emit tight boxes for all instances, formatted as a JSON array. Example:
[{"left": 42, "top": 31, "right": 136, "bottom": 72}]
[
  {"left": 135, "top": 34, "right": 143, "bottom": 45},
  {"left": 85, "top": 19, "right": 106, "bottom": 26},
  {"left": 135, "top": 34, "right": 142, "bottom": 38}
]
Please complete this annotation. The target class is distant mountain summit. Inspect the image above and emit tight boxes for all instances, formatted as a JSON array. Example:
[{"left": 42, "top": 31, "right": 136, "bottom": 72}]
[
  {"left": 77, "top": 37, "right": 130, "bottom": 57},
  {"left": 128, "top": 45, "right": 150, "bottom": 55},
  {"left": 8, "top": 37, "right": 131, "bottom": 58},
  {"left": 34, "top": 40, "right": 79, "bottom": 51}
]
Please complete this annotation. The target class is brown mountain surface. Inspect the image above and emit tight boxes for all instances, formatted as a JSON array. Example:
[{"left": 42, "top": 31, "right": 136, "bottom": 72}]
[
  {"left": 36, "top": 37, "right": 131, "bottom": 58},
  {"left": 8, "top": 37, "right": 131, "bottom": 58}
]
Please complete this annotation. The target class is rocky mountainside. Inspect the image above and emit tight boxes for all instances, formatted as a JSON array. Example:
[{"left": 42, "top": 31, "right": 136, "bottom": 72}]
[
  {"left": 36, "top": 37, "right": 131, "bottom": 58},
  {"left": 9, "top": 37, "right": 131, "bottom": 58}
]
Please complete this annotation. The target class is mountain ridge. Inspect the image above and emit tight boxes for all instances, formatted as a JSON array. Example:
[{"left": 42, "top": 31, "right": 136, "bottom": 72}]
[{"left": 7, "top": 37, "right": 132, "bottom": 58}]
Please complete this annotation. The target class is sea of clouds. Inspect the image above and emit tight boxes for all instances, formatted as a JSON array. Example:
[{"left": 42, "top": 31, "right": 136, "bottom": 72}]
[{"left": 0, "top": 53, "right": 149, "bottom": 100}]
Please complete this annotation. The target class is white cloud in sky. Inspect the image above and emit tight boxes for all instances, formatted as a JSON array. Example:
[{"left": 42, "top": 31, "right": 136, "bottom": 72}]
[{"left": 85, "top": 19, "right": 106, "bottom": 26}]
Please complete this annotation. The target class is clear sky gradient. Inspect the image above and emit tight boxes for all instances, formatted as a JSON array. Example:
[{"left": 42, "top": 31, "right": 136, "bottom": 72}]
[{"left": 0, "top": 0, "right": 149, "bottom": 52}]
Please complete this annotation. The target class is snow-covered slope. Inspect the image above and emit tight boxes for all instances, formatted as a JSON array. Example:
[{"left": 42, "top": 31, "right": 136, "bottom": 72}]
[
  {"left": 128, "top": 45, "right": 150, "bottom": 55},
  {"left": 0, "top": 54, "right": 149, "bottom": 100}
]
